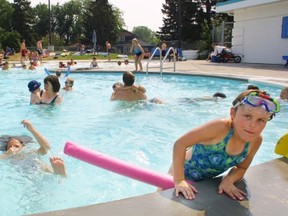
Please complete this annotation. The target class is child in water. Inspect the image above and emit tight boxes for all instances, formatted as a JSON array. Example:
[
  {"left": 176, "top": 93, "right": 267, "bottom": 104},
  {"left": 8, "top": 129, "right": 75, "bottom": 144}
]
[
  {"left": 169, "top": 89, "right": 280, "bottom": 200},
  {"left": 28, "top": 80, "right": 41, "bottom": 104}
]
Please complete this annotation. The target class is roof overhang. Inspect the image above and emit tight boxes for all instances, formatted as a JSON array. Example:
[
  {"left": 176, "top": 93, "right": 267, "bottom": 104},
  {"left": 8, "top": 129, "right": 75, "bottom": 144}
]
[{"left": 216, "top": 0, "right": 284, "bottom": 13}]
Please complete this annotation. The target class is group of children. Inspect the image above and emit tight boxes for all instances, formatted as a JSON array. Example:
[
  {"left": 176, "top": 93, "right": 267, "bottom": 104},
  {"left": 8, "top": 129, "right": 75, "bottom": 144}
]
[
  {"left": 1, "top": 61, "right": 36, "bottom": 70},
  {"left": 58, "top": 59, "right": 77, "bottom": 68}
]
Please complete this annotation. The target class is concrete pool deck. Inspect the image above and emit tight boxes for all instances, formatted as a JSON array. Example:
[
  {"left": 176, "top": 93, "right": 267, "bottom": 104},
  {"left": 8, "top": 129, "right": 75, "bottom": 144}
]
[
  {"left": 172, "top": 60, "right": 288, "bottom": 86},
  {"left": 29, "top": 157, "right": 288, "bottom": 216},
  {"left": 48, "top": 59, "right": 288, "bottom": 86},
  {"left": 28, "top": 60, "right": 288, "bottom": 216}
]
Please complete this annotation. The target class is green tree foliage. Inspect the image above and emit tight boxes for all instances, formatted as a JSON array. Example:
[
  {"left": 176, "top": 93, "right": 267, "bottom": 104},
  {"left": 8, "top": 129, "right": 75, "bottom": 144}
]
[
  {"left": 11, "top": 0, "right": 35, "bottom": 47},
  {"left": 0, "top": 0, "right": 129, "bottom": 50},
  {"left": 112, "top": 6, "right": 125, "bottom": 32},
  {"left": 157, "top": 0, "right": 178, "bottom": 41},
  {"left": 0, "top": 31, "right": 21, "bottom": 51},
  {"left": 52, "top": 0, "right": 83, "bottom": 46},
  {"left": 32, "top": 3, "right": 50, "bottom": 40},
  {"left": 158, "top": 0, "right": 200, "bottom": 43},
  {"left": 82, "top": 0, "right": 121, "bottom": 48},
  {"left": 197, "top": 20, "right": 212, "bottom": 58},
  {"left": 0, "top": 0, "right": 13, "bottom": 31},
  {"left": 132, "top": 26, "right": 157, "bottom": 44},
  {"left": 158, "top": 0, "right": 233, "bottom": 49}
]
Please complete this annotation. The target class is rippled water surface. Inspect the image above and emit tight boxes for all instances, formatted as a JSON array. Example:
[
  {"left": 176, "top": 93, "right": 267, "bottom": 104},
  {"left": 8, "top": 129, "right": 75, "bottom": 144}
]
[{"left": 0, "top": 66, "right": 286, "bottom": 216}]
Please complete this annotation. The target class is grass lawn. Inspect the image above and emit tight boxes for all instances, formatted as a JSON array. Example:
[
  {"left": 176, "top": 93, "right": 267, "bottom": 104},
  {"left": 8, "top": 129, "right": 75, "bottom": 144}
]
[{"left": 5, "top": 52, "right": 132, "bottom": 62}]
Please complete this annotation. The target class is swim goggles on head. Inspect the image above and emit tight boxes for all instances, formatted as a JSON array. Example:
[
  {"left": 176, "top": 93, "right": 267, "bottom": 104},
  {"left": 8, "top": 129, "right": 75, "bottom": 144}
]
[{"left": 234, "top": 92, "right": 280, "bottom": 113}]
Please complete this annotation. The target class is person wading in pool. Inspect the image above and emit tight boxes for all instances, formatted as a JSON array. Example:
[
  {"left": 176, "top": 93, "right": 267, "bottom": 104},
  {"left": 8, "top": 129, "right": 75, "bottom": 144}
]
[
  {"left": 40, "top": 75, "right": 62, "bottom": 105},
  {"left": 167, "top": 89, "right": 280, "bottom": 200},
  {"left": 0, "top": 119, "right": 66, "bottom": 176},
  {"left": 110, "top": 71, "right": 147, "bottom": 102}
]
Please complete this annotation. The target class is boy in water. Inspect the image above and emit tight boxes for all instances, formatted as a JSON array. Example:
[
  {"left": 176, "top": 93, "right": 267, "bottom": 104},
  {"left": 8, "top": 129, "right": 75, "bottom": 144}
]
[{"left": 28, "top": 80, "right": 41, "bottom": 104}]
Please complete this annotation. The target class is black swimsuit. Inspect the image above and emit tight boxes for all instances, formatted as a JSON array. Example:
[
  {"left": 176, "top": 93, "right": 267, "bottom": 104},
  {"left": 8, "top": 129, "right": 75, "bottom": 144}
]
[{"left": 40, "top": 90, "right": 58, "bottom": 105}]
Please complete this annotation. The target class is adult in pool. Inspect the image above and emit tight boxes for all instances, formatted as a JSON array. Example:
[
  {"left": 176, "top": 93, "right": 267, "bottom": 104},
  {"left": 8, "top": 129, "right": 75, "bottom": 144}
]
[
  {"left": 111, "top": 71, "right": 147, "bottom": 101},
  {"left": 40, "top": 75, "right": 62, "bottom": 105}
]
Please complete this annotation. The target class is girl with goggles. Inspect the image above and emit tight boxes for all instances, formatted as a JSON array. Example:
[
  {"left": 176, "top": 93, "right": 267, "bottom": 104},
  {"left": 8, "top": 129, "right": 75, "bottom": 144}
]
[
  {"left": 168, "top": 89, "right": 280, "bottom": 202},
  {"left": 233, "top": 92, "right": 280, "bottom": 113},
  {"left": 233, "top": 91, "right": 280, "bottom": 120}
]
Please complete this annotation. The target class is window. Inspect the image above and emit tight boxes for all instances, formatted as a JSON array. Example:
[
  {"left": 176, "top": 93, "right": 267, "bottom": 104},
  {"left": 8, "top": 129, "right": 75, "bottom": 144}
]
[{"left": 281, "top": 16, "right": 288, "bottom": 38}]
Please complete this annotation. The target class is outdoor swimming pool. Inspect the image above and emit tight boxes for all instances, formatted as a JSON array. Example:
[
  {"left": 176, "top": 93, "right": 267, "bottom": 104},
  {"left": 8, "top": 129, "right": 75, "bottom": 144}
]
[{"left": 0, "top": 66, "right": 287, "bottom": 215}]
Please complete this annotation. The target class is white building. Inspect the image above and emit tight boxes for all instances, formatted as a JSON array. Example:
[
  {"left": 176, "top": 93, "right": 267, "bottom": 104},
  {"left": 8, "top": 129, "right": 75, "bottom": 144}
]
[{"left": 216, "top": 0, "right": 288, "bottom": 64}]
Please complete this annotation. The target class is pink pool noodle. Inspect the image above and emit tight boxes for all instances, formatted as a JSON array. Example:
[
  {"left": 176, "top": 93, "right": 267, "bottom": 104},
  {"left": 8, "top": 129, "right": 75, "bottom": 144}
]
[{"left": 64, "top": 141, "right": 175, "bottom": 189}]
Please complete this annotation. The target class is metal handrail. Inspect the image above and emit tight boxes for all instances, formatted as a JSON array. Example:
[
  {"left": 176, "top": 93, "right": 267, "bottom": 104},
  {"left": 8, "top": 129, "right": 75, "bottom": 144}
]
[
  {"left": 146, "top": 47, "right": 176, "bottom": 75},
  {"left": 146, "top": 47, "right": 161, "bottom": 75},
  {"left": 161, "top": 47, "right": 176, "bottom": 74}
]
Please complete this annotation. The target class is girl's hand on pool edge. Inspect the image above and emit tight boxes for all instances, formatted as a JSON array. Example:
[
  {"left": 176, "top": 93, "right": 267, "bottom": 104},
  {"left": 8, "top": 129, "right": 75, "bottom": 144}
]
[
  {"left": 218, "top": 180, "right": 246, "bottom": 200},
  {"left": 175, "top": 179, "right": 198, "bottom": 200}
]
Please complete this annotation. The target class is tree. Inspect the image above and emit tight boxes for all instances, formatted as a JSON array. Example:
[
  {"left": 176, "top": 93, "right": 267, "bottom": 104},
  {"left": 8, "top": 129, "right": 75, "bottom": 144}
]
[
  {"left": 33, "top": 3, "right": 50, "bottom": 40},
  {"left": 0, "top": 0, "right": 13, "bottom": 32},
  {"left": 0, "top": 31, "right": 21, "bottom": 52},
  {"left": 11, "top": 0, "right": 35, "bottom": 47},
  {"left": 157, "top": 0, "right": 199, "bottom": 44},
  {"left": 157, "top": 0, "right": 178, "bottom": 42},
  {"left": 158, "top": 0, "right": 233, "bottom": 49},
  {"left": 112, "top": 6, "right": 125, "bottom": 32},
  {"left": 82, "top": 0, "right": 120, "bottom": 48},
  {"left": 132, "top": 26, "right": 156, "bottom": 44},
  {"left": 53, "top": 0, "right": 83, "bottom": 46}
]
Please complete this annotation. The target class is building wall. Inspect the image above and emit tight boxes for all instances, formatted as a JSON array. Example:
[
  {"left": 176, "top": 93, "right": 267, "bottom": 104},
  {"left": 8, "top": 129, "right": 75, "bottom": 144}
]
[{"left": 231, "top": 1, "right": 288, "bottom": 64}]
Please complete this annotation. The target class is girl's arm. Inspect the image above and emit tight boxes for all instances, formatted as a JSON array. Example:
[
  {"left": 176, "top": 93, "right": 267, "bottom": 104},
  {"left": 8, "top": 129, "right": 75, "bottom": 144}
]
[
  {"left": 21, "top": 120, "right": 51, "bottom": 155},
  {"left": 219, "top": 136, "right": 262, "bottom": 200},
  {"left": 173, "top": 119, "right": 229, "bottom": 199},
  {"left": 129, "top": 44, "right": 134, "bottom": 53}
]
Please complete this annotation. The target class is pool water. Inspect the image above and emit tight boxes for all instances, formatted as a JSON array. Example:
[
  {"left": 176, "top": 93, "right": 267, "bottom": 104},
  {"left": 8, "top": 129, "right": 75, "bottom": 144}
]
[{"left": 0, "top": 67, "right": 287, "bottom": 216}]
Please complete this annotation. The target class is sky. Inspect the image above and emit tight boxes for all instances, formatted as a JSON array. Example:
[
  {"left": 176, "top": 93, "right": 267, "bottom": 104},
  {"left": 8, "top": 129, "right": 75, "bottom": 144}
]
[{"left": 25, "top": 0, "right": 166, "bottom": 32}]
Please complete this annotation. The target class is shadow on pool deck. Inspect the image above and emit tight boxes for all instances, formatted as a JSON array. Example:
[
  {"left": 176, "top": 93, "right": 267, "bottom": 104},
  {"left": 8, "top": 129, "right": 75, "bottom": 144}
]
[{"left": 28, "top": 157, "right": 288, "bottom": 216}]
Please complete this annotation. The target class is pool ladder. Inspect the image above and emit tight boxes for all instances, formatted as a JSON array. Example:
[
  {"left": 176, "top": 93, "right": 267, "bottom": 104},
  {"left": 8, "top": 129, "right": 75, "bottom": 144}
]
[{"left": 146, "top": 47, "right": 176, "bottom": 75}]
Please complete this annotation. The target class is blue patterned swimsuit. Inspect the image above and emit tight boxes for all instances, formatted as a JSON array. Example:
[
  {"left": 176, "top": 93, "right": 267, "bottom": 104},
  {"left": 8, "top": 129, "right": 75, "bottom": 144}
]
[
  {"left": 184, "top": 129, "right": 250, "bottom": 181},
  {"left": 134, "top": 48, "right": 142, "bottom": 56}
]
